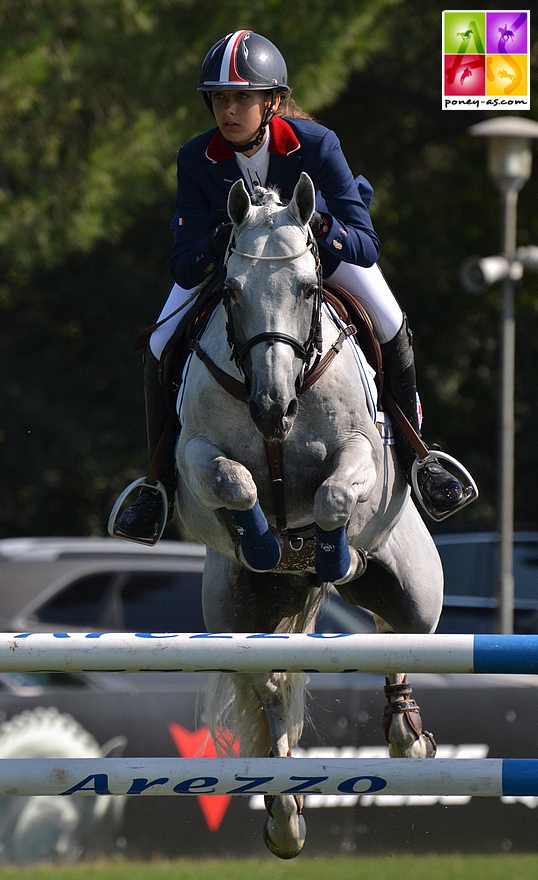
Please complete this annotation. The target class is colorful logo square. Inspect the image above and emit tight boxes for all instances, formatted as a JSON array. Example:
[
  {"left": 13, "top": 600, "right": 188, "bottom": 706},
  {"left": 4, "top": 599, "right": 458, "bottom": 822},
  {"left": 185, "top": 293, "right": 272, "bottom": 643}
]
[
  {"left": 442, "top": 11, "right": 530, "bottom": 109},
  {"left": 486, "top": 12, "right": 528, "bottom": 53},
  {"left": 445, "top": 55, "right": 485, "bottom": 96},
  {"left": 486, "top": 54, "right": 528, "bottom": 97},
  {"left": 444, "top": 12, "right": 486, "bottom": 53}
]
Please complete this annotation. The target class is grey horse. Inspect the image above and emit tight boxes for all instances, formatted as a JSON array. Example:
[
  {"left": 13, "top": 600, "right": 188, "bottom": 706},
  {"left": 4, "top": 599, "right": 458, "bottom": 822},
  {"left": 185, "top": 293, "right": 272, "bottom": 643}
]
[{"left": 175, "top": 173, "right": 443, "bottom": 858}]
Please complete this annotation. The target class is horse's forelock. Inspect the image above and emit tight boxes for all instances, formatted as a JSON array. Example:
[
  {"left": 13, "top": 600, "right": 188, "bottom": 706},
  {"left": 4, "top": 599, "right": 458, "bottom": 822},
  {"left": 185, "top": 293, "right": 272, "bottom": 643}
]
[
  {"left": 247, "top": 186, "right": 285, "bottom": 229},
  {"left": 251, "top": 185, "right": 283, "bottom": 208}
]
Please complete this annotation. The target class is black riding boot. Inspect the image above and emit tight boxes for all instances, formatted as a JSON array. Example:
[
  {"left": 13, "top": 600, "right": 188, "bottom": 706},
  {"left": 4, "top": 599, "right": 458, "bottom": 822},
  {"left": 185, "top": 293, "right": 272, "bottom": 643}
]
[
  {"left": 114, "top": 348, "right": 177, "bottom": 542},
  {"left": 380, "top": 318, "right": 466, "bottom": 516}
]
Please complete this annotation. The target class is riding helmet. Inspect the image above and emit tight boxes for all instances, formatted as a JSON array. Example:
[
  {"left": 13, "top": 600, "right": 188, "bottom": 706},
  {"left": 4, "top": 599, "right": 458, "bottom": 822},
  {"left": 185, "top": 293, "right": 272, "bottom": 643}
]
[{"left": 197, "top": 30, "right": 290, "bottom": 97}]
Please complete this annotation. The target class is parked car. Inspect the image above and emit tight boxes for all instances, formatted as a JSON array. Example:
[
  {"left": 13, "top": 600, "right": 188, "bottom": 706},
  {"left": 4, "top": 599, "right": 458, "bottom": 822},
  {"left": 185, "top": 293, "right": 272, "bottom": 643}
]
[
  {"left": 434, "top": 531, "right": 538, "bottom": 635},
  {"left": 1, "top": 534, "right": 538, "bottom": 862}
]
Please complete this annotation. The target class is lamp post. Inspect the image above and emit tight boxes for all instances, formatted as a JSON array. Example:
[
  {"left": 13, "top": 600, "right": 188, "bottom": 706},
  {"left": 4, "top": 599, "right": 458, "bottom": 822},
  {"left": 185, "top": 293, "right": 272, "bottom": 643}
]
[{"left": 468, "top": 117, "right": 538, "bottom": 634}]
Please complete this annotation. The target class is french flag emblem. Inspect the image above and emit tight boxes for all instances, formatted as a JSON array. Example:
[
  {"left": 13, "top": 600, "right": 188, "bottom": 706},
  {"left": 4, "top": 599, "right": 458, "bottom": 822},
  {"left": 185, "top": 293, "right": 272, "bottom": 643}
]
[{"left": 220, "top": 30, "right": 250, "bottom": 84}]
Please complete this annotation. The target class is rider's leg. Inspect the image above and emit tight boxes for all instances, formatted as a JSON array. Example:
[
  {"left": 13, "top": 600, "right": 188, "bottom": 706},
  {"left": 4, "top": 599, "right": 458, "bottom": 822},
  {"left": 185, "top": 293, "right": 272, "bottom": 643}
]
[
  {"left": 149, "top": 282, "right": 198, "bottom": 361},
  {"left": 326, "top": 262, "right": 466, "bottom": 514},
  {"left": 114, "top": 283, "right": 196, "bottom": 542}
]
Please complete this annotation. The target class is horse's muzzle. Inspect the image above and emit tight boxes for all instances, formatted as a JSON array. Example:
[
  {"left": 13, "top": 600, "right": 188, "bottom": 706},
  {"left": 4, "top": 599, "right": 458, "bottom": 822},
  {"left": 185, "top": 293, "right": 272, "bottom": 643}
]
[{"left": 248, "top": 397, "right": 298, "bottom": 441}]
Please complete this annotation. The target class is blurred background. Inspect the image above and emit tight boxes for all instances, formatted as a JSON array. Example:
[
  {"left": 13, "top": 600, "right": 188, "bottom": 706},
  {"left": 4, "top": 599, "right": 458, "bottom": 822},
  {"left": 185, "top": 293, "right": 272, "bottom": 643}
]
[{"left": 1, "top": 0, "right": 537, "bottom": 540}]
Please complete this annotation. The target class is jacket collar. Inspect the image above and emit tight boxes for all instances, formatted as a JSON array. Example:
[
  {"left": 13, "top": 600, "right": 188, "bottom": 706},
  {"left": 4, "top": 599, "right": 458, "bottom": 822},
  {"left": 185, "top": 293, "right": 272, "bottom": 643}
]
[{"left": 205, "top": 117, "right": 301, "bottom": 163}]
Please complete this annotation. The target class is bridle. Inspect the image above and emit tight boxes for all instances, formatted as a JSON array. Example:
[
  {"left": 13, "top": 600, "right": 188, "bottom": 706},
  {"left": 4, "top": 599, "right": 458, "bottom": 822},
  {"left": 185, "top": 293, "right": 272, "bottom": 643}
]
[
  {"left": 222, "top": 227, "right": 324, "bottom": 391},
  {"left": 188, "top": 223, "right": 358, "bottom": 552}
]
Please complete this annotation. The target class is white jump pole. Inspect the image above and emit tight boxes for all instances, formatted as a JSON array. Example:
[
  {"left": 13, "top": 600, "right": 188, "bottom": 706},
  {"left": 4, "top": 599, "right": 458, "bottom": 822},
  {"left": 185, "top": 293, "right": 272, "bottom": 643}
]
[
  {"left": 0, "top": 632, "right": 538, "bottom": 674},
  {"left": 0, "top": 757, "right": 536, "bottom": 798}
]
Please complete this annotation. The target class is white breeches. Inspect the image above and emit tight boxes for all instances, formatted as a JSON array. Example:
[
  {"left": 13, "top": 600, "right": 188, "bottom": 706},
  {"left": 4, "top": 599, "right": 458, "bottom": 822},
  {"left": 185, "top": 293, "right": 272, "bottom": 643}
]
[{"left": 149, "top": 262, "right": 403, "bottom": 360}]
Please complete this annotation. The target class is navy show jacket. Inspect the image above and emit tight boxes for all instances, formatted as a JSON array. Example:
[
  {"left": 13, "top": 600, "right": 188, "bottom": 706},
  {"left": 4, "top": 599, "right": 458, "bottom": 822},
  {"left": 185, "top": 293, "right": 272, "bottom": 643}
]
[{"left": 170, "top": 116, "right": 381, "bottom": 289}]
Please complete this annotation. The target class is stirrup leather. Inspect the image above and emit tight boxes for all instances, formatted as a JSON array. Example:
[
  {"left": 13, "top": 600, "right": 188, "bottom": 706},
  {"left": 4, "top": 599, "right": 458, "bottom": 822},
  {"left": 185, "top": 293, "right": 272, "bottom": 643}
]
[
  {"left": 411, "top": 451, "right": 479, "bottom": 523},
  {"left": 108, "top": 477, "right": 168, "bottom": 546}
]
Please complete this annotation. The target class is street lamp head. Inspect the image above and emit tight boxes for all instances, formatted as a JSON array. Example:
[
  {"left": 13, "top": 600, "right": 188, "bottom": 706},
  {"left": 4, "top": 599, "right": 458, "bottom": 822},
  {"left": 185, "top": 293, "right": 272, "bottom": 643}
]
[{"left": 468, "top": 117, "right": 538, "bottom": 194}]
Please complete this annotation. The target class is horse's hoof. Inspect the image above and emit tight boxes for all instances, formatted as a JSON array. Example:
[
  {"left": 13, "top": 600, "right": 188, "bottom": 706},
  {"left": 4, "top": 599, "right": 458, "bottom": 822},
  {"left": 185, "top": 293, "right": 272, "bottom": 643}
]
[
  {"left": 263, "top": 814, "right": 306, "bottom": 859},
  {"left": 263, "top": 794, "right": 306, "bottom": 859}
]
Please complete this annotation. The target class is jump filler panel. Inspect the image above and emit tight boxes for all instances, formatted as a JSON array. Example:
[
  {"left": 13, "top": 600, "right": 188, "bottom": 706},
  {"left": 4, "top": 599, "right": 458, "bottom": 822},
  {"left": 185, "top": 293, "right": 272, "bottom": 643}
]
[{"left": 443, "top": 11, "right": 530, "bottom": 109}]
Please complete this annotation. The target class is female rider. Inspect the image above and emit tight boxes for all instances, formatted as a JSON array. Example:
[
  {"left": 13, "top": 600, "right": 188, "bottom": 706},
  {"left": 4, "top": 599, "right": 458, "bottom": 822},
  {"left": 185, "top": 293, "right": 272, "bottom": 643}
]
[{"left": 114, "top": 30, "right": 473, "bottom": 543}]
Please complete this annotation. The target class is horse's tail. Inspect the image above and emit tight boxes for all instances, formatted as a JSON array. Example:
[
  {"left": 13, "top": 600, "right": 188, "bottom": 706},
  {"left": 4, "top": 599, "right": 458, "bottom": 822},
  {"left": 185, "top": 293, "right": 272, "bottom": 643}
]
[{"left": 204, "top": 582, "right": 327, "bottom": 758}]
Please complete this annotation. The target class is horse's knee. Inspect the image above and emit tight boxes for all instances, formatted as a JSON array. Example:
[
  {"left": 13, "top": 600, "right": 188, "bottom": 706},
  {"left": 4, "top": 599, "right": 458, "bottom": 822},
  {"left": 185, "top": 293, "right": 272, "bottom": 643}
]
[
  {"left": 209, "top": 457, "right": 257, "bottom": 509},
  {"left": 314, "top": 482, "right": 356, "bottom": 530}
]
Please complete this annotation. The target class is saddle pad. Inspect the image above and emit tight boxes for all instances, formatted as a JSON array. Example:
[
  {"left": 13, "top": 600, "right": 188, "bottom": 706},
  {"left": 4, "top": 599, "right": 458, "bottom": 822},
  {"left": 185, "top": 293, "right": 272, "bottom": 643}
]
[{"left": 323, "top": 301, "right": 378, "bottom": 423}]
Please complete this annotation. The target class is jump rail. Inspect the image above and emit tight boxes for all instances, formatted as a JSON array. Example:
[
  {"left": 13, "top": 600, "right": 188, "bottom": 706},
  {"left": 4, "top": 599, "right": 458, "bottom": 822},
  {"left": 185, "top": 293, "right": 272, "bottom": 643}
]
[
  {"left": 0, "top": 757, "right": 537, "bottom": 798},
  {"left": 1, "top": 632, "right": 538, "bottom": 674}
]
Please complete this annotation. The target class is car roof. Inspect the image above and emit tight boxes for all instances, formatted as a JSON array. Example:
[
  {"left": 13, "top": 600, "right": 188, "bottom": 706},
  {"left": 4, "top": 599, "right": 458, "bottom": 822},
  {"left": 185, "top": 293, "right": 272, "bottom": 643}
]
[
  {"left": 433, "top": 531, "right": 538, "bottom": 546},
  {"left": 0, "top": 538, "right": 206, "bottom": 627},
  {"left": 0, "top": 537, "right": 206, "bottom": 562}
]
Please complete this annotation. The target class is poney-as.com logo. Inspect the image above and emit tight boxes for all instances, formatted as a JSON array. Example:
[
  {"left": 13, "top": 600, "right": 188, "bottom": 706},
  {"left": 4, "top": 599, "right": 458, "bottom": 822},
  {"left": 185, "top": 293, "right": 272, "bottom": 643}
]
[{"left": 443, "top": 10, "right": 530, "bottom": 110}]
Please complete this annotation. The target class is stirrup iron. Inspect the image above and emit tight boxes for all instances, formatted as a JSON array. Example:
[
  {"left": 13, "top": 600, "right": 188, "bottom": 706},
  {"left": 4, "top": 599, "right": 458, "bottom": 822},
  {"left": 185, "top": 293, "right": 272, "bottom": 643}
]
[
  {"left": 411, "top": 451, "right": 478, "bottom": 523},
  {"left": 108, "top": 477, "right": 168, "bottom": 546}
]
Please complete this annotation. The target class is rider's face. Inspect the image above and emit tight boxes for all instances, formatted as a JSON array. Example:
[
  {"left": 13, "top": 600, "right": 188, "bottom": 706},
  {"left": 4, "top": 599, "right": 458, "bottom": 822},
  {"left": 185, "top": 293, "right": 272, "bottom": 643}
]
[{"left": 211, "top": 90, "right": 277, "bottom": 155}]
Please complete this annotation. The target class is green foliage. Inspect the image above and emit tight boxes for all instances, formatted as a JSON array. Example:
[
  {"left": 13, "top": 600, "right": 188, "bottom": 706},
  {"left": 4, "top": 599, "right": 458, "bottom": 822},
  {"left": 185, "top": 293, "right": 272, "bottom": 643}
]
[{"left": 0, "top": 0, "right": 396, "bottom": 272}]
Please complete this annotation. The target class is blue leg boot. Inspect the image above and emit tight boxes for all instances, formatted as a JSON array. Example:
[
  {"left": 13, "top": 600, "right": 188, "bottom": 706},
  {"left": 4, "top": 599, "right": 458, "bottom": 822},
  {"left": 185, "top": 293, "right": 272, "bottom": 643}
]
[
  {"left": 230, "top": 501, "right": 282, "bottom": 572},
  {"left": 315, "top": 525, "right": 351, "bottom": 583}
]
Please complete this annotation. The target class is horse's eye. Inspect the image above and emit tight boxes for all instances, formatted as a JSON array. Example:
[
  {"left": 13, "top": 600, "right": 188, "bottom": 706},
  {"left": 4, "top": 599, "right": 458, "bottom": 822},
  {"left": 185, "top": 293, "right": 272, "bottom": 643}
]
[{"left": 304, "top": 283, "right": 317, "bottom": 300}]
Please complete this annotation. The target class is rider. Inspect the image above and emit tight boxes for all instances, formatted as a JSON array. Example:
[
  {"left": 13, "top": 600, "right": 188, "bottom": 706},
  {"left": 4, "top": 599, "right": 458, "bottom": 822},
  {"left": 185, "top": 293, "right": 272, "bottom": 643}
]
[{"left": 114, "top": 30, "right": 473, "bottom": 543}]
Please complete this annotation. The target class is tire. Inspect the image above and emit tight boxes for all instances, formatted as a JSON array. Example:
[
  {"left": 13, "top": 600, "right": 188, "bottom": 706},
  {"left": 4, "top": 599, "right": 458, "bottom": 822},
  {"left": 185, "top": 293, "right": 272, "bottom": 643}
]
[{"left": 0, "top": 707, "right": 126, "bottom": 865}]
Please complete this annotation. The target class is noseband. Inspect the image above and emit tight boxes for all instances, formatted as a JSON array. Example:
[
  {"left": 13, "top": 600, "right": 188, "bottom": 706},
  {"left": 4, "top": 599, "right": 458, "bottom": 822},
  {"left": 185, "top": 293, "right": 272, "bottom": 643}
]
[{"left": 223, "top": 230, "right": 323, "bottom": 386}]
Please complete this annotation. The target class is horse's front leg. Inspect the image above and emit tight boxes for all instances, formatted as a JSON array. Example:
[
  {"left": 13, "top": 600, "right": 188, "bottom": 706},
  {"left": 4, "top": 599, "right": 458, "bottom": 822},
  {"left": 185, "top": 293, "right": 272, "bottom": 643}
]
[
  {"left": 313, "top": 435, "right": 376, "bottom": 583},
  {"left": 375, "top": 619, "right": 437, "bottom": 759},
  {"left": 180, "top": 436, "right": 281, "bottom": 571},
  {"left": 251, "top": 674, "right": 307, "bottom": 860}
]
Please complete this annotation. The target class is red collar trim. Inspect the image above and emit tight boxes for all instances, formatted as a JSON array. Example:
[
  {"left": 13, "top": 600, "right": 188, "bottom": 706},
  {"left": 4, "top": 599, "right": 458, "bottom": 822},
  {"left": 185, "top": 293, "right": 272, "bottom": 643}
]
[{"left": 205, "top": 117, "right": 301, "bottom": 163}]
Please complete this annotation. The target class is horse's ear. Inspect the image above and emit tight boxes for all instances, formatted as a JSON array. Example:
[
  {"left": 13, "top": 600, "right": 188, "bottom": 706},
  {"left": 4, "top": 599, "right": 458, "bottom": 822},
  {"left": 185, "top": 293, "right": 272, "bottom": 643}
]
[
  {"left": 288, "top": 172, "right": 315, "bottom": 227},
  {"left": 228, "top": 179, "right": 254, "bottom": 227}
]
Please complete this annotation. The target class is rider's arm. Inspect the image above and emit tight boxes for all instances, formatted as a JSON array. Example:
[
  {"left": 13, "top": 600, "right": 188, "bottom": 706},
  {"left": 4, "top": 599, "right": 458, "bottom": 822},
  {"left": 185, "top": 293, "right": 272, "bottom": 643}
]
[
  {"left": 170, "top": 138, "right": 229, "bottom": 289},
  {"left": 302, "top": 125, "right": 380, "bottom": 269}
]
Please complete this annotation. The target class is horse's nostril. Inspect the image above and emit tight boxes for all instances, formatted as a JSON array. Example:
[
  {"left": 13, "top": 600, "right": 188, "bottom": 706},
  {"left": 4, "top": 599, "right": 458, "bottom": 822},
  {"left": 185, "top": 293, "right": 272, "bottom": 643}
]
[{"left": 286, "top": 399, "right": 298, "bottom": 419}]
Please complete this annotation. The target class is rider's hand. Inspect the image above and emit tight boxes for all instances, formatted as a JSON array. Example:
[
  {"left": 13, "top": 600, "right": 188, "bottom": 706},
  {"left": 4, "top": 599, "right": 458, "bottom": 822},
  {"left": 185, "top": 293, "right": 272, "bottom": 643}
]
[
  {"left": 208, "top": 222, "right": 233, "bottom": 258},
  {"left": 310, "top": 212, "right": 331, "bottom": 238}
]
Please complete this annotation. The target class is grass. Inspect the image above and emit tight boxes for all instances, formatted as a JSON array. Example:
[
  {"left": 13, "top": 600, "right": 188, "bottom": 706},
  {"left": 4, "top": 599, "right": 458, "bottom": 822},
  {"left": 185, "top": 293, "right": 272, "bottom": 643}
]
[{"left": 2, "top": 856, "right": 538, "bottom": 880}]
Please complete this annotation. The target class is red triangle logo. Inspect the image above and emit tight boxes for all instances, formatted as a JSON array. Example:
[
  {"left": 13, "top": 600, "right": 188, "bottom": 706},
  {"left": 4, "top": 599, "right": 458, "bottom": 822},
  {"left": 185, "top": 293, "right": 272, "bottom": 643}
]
[{"left": 168, "top": 723, "right": 239, "bottom": 832}]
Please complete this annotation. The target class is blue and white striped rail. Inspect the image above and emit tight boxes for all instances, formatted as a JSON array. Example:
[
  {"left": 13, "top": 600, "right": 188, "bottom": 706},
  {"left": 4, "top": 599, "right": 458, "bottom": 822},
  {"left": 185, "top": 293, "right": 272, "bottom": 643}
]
[
  {"left": 1, "top": 632, "right": 538, "bottom": 674},
  {"left": 0, "top": 757, "right": 536, "bottom": 798}
]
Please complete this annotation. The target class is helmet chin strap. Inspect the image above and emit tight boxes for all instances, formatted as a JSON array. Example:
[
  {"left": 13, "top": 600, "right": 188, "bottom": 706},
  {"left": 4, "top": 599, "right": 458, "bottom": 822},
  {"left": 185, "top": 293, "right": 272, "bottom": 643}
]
[{"left": 221, "top": 90, "right": 277, "bottom": 154}]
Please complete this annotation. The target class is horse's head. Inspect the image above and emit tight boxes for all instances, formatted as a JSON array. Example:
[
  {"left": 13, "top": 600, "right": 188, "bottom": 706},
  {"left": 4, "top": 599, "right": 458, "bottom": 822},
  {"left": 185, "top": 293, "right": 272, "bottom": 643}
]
[{"left": 225, "top": 172, "right": 319, "bottom": 442}]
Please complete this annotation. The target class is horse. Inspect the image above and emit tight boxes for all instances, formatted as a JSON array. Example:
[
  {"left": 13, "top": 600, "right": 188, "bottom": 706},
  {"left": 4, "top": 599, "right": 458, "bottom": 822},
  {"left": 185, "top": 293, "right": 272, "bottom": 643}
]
[{"left": 174, "top": 172, "right": 443, "bottom": 858}]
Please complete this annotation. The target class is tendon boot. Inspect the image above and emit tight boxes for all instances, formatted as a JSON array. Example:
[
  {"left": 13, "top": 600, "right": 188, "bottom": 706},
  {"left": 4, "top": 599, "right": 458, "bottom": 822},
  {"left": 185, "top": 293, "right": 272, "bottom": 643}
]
[
  {"left": 114, "top": 348, "right": 177, "bottom": 543},
  {"left": 380, "top": 317, "right": 469, "bottom": 517}
]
